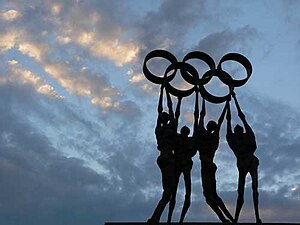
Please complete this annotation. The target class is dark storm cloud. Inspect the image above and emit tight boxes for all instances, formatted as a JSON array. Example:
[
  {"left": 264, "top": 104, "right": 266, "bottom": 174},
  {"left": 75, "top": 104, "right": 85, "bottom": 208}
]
[{"left": 191, "top": 26, "right": 257, "bottom": 61}]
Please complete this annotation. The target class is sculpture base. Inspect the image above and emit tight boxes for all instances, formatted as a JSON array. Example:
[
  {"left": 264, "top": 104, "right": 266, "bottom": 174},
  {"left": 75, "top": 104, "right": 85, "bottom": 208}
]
[{"left": 105, "top": 223, "right": 300, "bottom": 225}]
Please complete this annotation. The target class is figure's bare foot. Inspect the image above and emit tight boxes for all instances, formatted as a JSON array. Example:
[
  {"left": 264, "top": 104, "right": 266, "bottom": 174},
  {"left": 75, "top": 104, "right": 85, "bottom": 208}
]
[
  {"left": 227, "top": 215, "right": 234, "bottom": 223},
  {"left": 147, "top": 218, "right": 158, "bottom": 225},
  {"left": 256, "top": 218, "right": 262, "bottom": 224},
  {"left": 222, "top": 219, "right": 232, "bottom": 225}
]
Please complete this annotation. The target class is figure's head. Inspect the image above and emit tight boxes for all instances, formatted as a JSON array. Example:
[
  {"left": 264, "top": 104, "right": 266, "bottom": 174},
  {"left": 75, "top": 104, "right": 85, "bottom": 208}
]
[
  {"left": 180, "top": 126, "right": 190, "bottom": 137},
  {"left": 207, "top": 120, "right": 217, "bottom": 133},
  {"left": 160, "top": 112, "right": 170, "bottom": 125},
  {"left": 234, "top": 124, "right": 243, "bottom": 134}
]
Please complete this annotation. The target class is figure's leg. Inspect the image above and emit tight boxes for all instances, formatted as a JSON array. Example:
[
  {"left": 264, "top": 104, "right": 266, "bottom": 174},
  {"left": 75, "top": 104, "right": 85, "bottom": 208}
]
[
  {"left": 148, "top": 190, "right": 172, "bottom": 224},
  {"left": 202, "top": 167, "right": 230, "bottom": 224},
  {"left": 234, "top": 170, "right": 247, "bottom": 223},
  {"left": 211, "top": 165, "right": 234, "bottom": 222},
  {"left": 179, "top": 170, "right": 192, "bottom": 223},
  {"left": 215, "top": 195, "right": 234, "bottom": 222},
  {"left": 205, "top": 195, "right": 231, "bottom": 224},
  {"left": 148, "top": 162, "right": 174, "bottom": 224},
  {"left": 167, "top": 169, "right": 181, "bottom": 223},
  {"left": 250, "top": 166, "right": 262, "bottom": 224}
]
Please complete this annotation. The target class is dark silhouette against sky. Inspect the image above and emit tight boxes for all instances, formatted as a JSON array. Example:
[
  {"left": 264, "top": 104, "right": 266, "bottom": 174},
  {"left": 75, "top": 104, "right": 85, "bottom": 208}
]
[{"left": 144, "top": 50, "right": 262, "bottom": 224}]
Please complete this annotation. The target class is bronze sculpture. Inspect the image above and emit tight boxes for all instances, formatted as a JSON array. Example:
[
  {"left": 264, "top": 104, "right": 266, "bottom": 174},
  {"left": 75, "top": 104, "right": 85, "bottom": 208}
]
[
  {"left": 226, "top": 91, "right": 262, "bottom": 224},
  {"left": 197, "top": 99, "right": 234, "bottom": 224},
  {"left": 147, "top": 85, "right": 177, "bottom": 225},
  {"left": 167, "top": 90, "right": 198, "bottom": 223},
  {"left": 143, "top": 50, "right": 261, "bottom": 224}
]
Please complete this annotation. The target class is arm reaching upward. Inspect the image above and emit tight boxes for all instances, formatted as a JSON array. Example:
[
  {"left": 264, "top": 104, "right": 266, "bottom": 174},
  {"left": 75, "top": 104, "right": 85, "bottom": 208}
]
[
  {"left": 216, "top": 100, "right": 229, "bottom": 134},
  {"left": 226, "top": 101, "right": 233, "bottom": 135},
  {"left": 158, "top": 85, "right": 164, "bottom": 114},
  {"left": 232, "top": 91, "right": 257, "bottom": 152},
  {"left": 198, "top": 98, "right": 206, "bottom": 131},
  {"left": 232, "top": 91, "right": 253, "bottom": 134},
  {"left": 156, "top": 85, "right": 164, "bottom": 129},
  {"left": 193, "top": 87, "right": 199, "bottom": 136},
  {"left": 166, "top": 87, "right": 174, "bottom": 120},
  {"left": 232, "top": 91, "right": 244, "bottom": 120},
  {"left": 175, "top": 96, "right": 182, "bottom": 129}
]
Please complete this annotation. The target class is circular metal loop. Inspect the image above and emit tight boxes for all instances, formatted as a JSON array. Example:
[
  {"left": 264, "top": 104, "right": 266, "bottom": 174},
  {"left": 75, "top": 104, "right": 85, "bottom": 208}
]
[
  {"left": 164, "top": 62, "right": 199, "bottom": 98},
  {"left": 142, "top": 49, "right": 253, "bottom": 103},
  {"left": 143, "top": 50, "right": 178, "bottom": 85},
  {"left": 182, "top": 51, "right": 216, "bottom": 85},
  {"left": 217, "top": 53, "right": 252, "bottom": 87},
  {"left": 198, "top": 70, "right": 232, "bottom": 104}
]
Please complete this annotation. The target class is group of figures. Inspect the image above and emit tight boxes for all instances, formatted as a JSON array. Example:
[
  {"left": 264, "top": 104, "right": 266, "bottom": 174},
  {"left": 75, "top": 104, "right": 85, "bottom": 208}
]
[{"left": 143, "top": 50, "right": 262, "bottom": 224}]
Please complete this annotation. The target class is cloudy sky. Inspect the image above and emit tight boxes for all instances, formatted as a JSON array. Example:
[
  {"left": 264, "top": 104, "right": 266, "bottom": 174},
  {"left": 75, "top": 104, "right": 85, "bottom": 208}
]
[{"left": 1, "top": 0, "right": 300, "bottom": 224}]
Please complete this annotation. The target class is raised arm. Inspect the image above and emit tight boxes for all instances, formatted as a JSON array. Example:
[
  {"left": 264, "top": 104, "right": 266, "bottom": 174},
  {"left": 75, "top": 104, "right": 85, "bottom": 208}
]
[
  {"left": 226, "top": 100, "right": 233, "bottom": 135},
  {"left": 198, "top": 98, "right": 206, "bottom": 131},
  {"left": 158, "top": 85, "right": 164, "bottom": 114},
  {"left": 174, "top": 96, "right": 182, "bottom": 129},
  {"left": 193, "top": 87, "right": 199, "bottom": 136},
  {"left": 156, "top": 85, "right": 164, "bottom": 128},
  {"left": 166, "top": 87, "right": 174, "bottom": 120},
  {"left": 216, "top": 100, "right": 229, "bottom": 134},
  {"left": 232, "top": 91, "right": 253, "bottom": 134}
]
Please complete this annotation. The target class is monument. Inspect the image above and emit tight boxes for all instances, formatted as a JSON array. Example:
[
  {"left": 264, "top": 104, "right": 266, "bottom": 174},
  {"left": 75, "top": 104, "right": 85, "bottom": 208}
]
[
  {"left": 143, "top": 50, "right": 260, "bottom": 224},
  {"left": 105, "top": 49, "right": 300, "bottom": 225}
]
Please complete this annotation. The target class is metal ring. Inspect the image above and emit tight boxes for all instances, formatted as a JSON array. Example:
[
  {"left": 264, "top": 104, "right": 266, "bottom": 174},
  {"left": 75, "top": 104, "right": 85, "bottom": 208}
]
[
  {"left": 164, "top": 62, "right": 199, "bottom": 98},
  {"left": 198, "top": 70, "right": 232, "bottom": 104},
  {"left": 143, "top": 50, "right": 178, "bottom": 85},
  {"left": 217, "top": 53, "right": 252, "bottom": 87},
  {"left": 182, "top": 51, "right": 215, "bottom": 85}
]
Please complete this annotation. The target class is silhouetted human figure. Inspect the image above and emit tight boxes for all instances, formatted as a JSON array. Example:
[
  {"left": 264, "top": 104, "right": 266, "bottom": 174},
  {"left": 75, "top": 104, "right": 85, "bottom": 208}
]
[
  {"left": 197, "top": 99, "right": 234, "bottom": 224},
  {"left": 147, "top": 85, "right": 177, "bottom": 224},
  {"left": 167, "top": 89, "right": 199, "bottom": 224},
  {"left": 226, "top": 92, "right": 262, "bottom": 224}
]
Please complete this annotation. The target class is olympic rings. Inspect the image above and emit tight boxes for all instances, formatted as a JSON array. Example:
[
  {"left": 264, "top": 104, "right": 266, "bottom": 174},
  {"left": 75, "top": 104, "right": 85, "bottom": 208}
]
[
  {"left": 143, "top": 50, "right": 252, "bottom": 103},
  {"left": 181, "top": 51, "right": 231, "bottom": 103}
]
